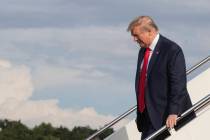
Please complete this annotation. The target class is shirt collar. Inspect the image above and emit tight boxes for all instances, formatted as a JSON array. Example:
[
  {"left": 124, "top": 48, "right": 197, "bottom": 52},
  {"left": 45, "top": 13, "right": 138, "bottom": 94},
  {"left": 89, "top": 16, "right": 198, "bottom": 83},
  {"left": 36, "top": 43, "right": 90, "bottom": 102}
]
[{"left": 149, "top": 33, "right": 159, "bottom": 51}]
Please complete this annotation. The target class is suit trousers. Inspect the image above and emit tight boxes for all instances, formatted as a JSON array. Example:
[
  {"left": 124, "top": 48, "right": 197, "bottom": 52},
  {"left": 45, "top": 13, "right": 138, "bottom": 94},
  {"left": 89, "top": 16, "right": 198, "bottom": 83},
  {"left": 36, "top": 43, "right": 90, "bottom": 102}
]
[
  {"left": 140, "top": 109, "right": 156, "bottom": 140},
  {"left": 139, "top": 109, "right": 171, "bottom": 140}
]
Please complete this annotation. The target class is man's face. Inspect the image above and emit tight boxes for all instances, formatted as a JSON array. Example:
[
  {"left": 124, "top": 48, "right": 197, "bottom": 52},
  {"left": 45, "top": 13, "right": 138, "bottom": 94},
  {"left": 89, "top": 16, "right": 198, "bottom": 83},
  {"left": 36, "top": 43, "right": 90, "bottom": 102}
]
[{"left": 131, "top": 25, "right": 151, "bottom": 48}]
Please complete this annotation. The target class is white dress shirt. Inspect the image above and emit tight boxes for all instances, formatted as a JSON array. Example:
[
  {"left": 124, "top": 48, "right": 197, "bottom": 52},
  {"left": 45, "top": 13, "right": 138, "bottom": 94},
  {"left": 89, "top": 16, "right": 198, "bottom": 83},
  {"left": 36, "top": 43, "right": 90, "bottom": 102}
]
[{"left": 140, "top": 33, "right": 160, "bottom": 70}]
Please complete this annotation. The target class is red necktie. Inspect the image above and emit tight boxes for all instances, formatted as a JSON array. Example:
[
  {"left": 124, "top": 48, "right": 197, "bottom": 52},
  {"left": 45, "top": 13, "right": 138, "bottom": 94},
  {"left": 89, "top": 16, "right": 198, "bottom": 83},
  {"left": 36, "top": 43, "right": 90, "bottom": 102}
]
[{"left": 138, "top": 48, "right": 151, "bottom": 113}]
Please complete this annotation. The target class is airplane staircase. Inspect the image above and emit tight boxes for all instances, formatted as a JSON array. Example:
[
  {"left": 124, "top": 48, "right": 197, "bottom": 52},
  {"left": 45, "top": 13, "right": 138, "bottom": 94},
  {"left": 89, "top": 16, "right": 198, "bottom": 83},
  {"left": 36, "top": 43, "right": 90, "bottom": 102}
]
[{"left": 86, "top": 56, "right": 210, "bottom": 140}]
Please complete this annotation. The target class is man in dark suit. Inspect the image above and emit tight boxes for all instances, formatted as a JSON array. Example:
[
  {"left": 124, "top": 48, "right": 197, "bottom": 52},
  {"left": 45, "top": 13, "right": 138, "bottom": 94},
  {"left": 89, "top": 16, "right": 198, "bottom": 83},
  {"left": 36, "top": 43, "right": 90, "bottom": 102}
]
[{"left": 127, "top": 16, "right": 193, "bottom": 139}]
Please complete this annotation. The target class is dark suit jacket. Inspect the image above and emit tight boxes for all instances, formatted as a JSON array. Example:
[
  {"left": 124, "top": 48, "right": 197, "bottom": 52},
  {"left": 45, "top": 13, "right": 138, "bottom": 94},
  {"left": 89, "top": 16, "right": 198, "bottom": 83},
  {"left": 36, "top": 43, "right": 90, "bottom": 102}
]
[{"left": 135, "top": 35, "right": 193, "bottom": 131}]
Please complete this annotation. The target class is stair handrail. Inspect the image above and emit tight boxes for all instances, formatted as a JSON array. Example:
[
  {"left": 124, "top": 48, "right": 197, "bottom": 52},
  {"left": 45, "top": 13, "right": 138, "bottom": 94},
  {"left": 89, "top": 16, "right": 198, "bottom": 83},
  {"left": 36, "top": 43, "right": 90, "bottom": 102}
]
[
  {"left": 186, "top": 55, "right": 210, "bottom": 75},
  {"left": 145, "top": 93, "right": 210, "bottom": 140},
  {"left": 86, "top": 55, "right": 210, "bottom": 140}
]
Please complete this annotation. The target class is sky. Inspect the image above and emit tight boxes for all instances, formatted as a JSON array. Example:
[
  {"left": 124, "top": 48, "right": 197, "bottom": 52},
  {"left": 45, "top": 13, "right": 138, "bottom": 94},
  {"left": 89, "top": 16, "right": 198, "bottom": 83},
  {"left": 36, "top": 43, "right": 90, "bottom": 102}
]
[{"left": 0, "top": 0, "right": 209, "bottom": 131}]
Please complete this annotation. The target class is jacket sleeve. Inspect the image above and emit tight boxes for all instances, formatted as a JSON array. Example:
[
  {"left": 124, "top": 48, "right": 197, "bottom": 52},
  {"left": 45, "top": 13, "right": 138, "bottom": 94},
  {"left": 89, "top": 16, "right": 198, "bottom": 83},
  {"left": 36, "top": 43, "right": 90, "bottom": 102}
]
[{"left": 167, "top": 45, "right": 187, "bottom": 115}]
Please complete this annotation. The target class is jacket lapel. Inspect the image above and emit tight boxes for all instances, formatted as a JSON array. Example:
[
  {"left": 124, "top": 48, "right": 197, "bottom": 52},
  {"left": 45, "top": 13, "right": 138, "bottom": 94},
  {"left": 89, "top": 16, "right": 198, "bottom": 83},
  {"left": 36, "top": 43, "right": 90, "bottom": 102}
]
[{"left": 147, "top": 36, "right": 162, "bottom": 76}]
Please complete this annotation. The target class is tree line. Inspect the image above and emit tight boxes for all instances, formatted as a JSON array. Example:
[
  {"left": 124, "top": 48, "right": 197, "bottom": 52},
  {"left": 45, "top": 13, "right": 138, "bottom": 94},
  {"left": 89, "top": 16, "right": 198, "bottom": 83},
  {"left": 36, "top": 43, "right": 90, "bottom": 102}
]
[{"left": 0, "top": 119, "right": 113, "bottom": 140}]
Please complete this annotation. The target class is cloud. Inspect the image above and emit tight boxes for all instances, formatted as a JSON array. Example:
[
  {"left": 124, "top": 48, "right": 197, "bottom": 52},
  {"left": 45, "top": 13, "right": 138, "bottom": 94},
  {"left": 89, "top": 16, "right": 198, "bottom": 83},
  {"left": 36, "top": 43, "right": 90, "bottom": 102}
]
[
  {"left": 32, "top": 63, "right": 114, "bottom": 90},
  {"left": 0, "top": 59, "right": 12, "bottom": 68},
  {"left": 0, "top": 0, "right": 210, "bottom": 28},
  {"left": 0, "top": 59, "right": 33, "bottom": 104},
  {"left": 0, "top": 98, "right": 129, "bottom": 130},
  {"left": 0, "top": 26, "right": 137, "bottom": 88},
  {"left": 0, "top": 25, "right": 208, "bottom": 114},
  {"left": 0, "top": 26, "right": 135, "bottom": 58},
  {"left": 0, "top": 59, "right": 129, "bottom": 130},
  {"left": 0, "top": 26, "right": 139, "bottom": 116},
  {"left": 0, "top": 25, "right": 208, "bottom": 74}
]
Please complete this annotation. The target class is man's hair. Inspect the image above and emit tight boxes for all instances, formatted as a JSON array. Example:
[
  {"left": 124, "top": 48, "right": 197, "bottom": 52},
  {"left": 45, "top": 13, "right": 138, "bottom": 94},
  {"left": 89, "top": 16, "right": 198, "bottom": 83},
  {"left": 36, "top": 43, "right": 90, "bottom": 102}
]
[{"left": 127, "top": 16, "right": 159, "bottom": 32}]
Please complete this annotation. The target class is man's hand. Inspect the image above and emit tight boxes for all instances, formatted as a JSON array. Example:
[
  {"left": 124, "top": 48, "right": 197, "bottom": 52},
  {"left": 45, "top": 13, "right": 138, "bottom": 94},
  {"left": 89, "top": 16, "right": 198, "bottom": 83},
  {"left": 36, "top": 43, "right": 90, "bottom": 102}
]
[{"left": 166, "top": 114, "right": 178, "bottom": 128}]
